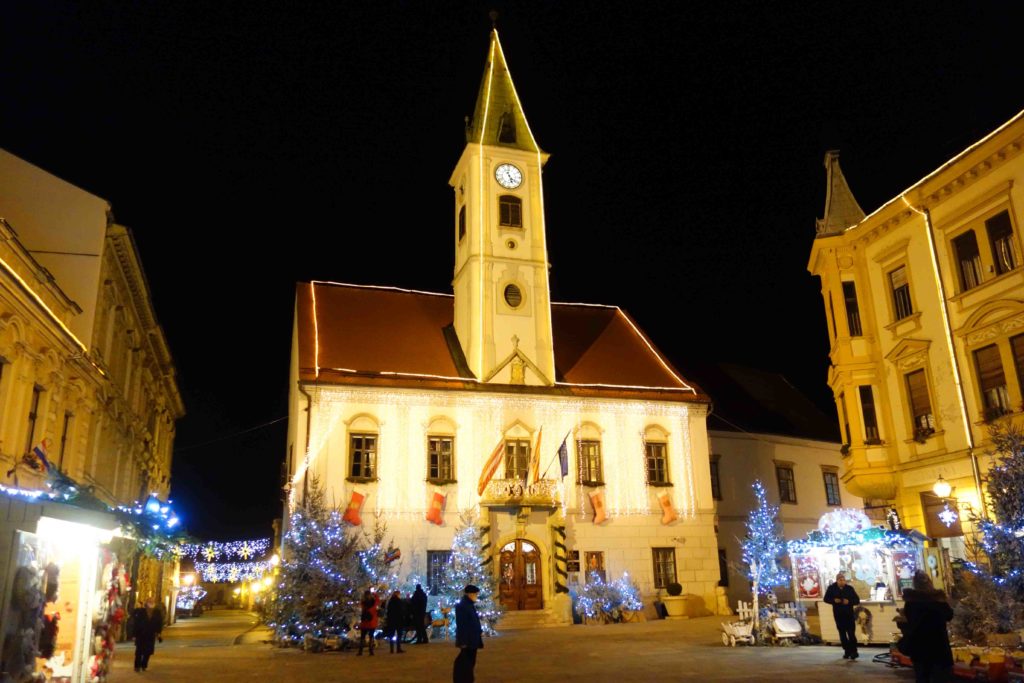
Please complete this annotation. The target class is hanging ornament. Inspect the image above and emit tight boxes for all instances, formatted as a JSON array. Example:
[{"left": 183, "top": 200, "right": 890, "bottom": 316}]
[
  {"left": 343, "top": 490, "right": 365, "bottom": 526},
  {"left": 657, "top": 493, "right": 677, "bottom": 525},
  {"left": 426, "top": 491, "right": 445, "bottom": 526},
  {"left": 590, "top": 490, "right": 607, "bottom": 524}
]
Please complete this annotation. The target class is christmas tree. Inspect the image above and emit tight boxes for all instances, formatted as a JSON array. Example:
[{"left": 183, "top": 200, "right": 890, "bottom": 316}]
[
  {"left": 576, "top": 572, "right": 643, "bottom": 622},
  {"left": 269, "top": 479, "right": 383, "bottom": 647},
  {"left": 438, "top": 510, "right": 502, "bottom": 635},
  {"left": 740, "top": 479, "right": 789, "bottom": 636},
  {"left": 975, "top": 425, "right": 1024, "bottom": 590}
]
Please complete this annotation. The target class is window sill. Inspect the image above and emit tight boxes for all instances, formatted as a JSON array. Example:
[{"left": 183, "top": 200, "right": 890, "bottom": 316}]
[
  {"left": 905, "top": 428, "right": 942, "bottom": 445},
  {"left": 427, "top": 478, "right": 458, "bottom": 486},
  {"left": 948, "top": 266, "right": 1022, "bottom": 303},
  {"left": 647, "top": 481, "right": 674, "bottom": 488},
  {"left": 346, "top": 476, "right": 378, "bottom": 484},
  {"left": 578, "top": 480, "right": 605, "bottom": 488},
  {"left": 884, "top": 311, "right": 922, "bottom": 335}
]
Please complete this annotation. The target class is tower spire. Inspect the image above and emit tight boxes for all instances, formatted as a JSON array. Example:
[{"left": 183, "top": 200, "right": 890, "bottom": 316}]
[
  {"left": 465, "top": 29, "right": 542, "bottom": 153},
  {"left": 816, "top": 150, "right": 865, "bottom": 236}
]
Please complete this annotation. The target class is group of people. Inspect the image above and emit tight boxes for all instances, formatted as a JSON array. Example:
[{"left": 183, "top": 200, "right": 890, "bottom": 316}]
[
  {"left": 824, "top": 570, "right": 953, "bottom": 683},
  {"left": 355, "top": 583, "right": 431, "bottom": 655},
  {"left": 356, "top": 583, "right": 485, "bottom": 682}
]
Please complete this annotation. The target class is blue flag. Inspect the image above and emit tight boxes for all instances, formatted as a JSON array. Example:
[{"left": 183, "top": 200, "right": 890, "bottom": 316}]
[{"left": 558, "top": 437, "right": 569, "bottom": 478}]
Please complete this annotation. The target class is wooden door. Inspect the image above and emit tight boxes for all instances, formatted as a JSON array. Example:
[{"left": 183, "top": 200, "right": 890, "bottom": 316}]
[{"left": 498, "top": 539, "right": 543, "bottom": 611}]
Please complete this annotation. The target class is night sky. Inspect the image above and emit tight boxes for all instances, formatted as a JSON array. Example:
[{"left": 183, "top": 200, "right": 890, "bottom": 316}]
[{"left": 1, "top": 2, "right": 1021, "bottom": 539}]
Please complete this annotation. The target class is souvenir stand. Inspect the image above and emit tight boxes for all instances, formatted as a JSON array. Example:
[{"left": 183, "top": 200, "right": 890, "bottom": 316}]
[
  {"left": 787, "top": 509, "right": 927, "bottom": 646},
  {"left": 0, "top": 488, "right": 128, "bottom": 683}
]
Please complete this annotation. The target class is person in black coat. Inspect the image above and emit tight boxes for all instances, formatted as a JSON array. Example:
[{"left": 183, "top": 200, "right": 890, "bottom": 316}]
[
  {"left": 384, "top": 590, "right": 406, "bottom": 653},
  {"left": 453, "top": 584, "right": 483, "bottom": 683},
  {"left": 411, "top": 584, "right": 429, "bottom": 644},
  {"left": 131, "top": 597, "right": 164, "bottom": 672},
  {"left": 900, "top": 571, "right": 954, "bottom": 683},
  {"left": 823, "top": 572, "right": 861, "bottom": 660}
]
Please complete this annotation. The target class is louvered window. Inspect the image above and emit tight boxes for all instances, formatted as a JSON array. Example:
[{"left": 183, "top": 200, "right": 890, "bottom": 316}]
[
  {"left": 975, "top": 344, "right": 1011, "bottom": 418},
  {"left": 905, "top": 370, "right": 935, "bottom": 436}
]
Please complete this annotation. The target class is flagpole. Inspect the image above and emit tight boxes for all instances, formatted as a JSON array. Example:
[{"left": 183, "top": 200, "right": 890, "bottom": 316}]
[{"left": 541, "top": 430, "right": 572, "bottom": 479}]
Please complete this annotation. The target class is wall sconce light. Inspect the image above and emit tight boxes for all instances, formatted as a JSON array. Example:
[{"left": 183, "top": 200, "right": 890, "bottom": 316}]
[{"left": 933, "top": 475, "right": 952, "bottom": 499}]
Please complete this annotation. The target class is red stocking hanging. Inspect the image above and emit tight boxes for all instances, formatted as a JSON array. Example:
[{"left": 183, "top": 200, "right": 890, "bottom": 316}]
[
  {"left": 658, "top": 493, "right": 678, "bottom": 525},
  {"left": 426, "top": 491, "right": 445, "bottom": 525},
  {"left": 589, "top": 490, "right": 607, "bottom": 524},
  {"left": 342, "top": 490, "right": 365, "bottom": 526}
]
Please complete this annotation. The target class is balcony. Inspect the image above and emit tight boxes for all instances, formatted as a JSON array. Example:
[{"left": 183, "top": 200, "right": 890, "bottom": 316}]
[{"left": 479, "top": 478, "right": 561, "bottom": 509}]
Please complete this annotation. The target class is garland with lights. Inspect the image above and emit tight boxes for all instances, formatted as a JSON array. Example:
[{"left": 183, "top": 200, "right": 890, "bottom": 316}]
[
  {"left": 576, "top": 572, "right": 642, "bottom": 623},
  {"left": 194, "top": 561, "right": 270, "bottom": 583},
  {"left": 177, "top": 538, "right": 271, "bottom": 562}
]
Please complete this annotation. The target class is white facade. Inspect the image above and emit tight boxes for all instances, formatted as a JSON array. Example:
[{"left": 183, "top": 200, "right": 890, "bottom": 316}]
[{"left": 711, "top": 430, "right": 863, "bottom": 607}]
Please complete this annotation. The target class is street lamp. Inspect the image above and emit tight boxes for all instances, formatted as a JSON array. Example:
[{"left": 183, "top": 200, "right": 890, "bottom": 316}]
[{"left": 933, "top": 475, "right": 952, "bottom": 499}]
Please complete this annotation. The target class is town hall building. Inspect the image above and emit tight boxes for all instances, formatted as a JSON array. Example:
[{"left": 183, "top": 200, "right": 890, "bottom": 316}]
[{"left": 286, "top": 29, "right": 721, "bottom": 624}]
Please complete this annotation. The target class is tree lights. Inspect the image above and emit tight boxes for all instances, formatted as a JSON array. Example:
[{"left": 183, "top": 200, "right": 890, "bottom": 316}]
[
  {"left": 576, "top": 572, "right": 642, "bottom": 622},
  {"left": 434, "top": 511, "right": 502, "bottom": 636},
  {"left": 741, "top": 480, "right": 789, "bottom": 634}
]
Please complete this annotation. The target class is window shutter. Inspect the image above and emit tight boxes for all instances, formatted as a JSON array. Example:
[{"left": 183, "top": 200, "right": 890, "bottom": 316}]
[
  {"left": 975, "top": 345, "right": 1005, "bottom": 392},
  {"left": 905, "top": 370, "right": 930, "bottom": 417}
]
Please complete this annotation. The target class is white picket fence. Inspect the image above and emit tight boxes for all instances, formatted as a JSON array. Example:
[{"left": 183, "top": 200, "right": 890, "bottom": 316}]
[{"left": 735, "top": 600, "right": 807, "bottom": 622}]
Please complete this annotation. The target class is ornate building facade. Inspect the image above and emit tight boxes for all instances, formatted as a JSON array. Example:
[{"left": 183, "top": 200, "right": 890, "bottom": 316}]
[
  {"left": 287, "top": 30, "right": 722, "bottom": 623},
  {"left": 808, "top": 111, "right": 1024, "bottom": 552}
]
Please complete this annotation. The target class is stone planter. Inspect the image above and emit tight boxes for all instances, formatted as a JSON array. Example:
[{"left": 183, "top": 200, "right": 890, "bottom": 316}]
[{"left": 662, "top": 595, "right": 688, "bottom": 620}]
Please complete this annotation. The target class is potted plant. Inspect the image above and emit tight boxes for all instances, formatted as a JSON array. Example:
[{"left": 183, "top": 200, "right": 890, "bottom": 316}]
[{"left": 661, "top": 582, "right": 686, "bottom": 619}]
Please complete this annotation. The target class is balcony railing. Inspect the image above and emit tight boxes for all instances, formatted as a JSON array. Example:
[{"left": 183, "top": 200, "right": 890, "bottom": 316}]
[{"left": 480, "top": 478, "right": 560, "bottom": 508}]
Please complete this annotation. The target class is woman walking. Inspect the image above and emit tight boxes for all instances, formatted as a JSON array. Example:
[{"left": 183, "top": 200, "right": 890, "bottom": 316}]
[{"left": 357, "top": 589, "right": 379, "bottom": 656}]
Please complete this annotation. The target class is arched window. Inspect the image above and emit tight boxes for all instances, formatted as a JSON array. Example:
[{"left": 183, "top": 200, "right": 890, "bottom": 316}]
[
  {"left": 499, "top": 195, "right": 522, "bottom": 228},
  {"left": 458, "top": 205, "right": 466, "bottom": 241}
]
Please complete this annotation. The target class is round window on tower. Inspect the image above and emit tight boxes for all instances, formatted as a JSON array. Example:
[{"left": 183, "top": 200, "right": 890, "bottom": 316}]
[
  {"left": 503, "top": 284, "right": 523, "bottom": 308},
  {"left": 505, "top": 239, "right": 517, "bottom": 250}
]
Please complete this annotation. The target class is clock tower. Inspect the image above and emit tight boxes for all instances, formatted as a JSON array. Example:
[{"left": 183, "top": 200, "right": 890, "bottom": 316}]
[{"left": 449, "top": 29, "right": 555, "bottom": 386}]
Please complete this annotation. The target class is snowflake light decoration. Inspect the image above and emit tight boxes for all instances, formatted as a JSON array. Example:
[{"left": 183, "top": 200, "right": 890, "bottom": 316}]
[
  {"left": 203, "top": 544, "right": 219, "bottom": 561},
  {"left": 938, "top": 503, "right": 959, "bottom": 528}
]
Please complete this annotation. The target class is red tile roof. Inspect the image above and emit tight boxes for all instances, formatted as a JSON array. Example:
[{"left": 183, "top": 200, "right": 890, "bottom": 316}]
[{"left": 296, "top": 281, "right": 707, "bottom": 403}]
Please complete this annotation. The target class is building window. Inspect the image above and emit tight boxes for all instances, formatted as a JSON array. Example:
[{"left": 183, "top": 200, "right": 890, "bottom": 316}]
[
  {"left": 827, "top": 292, "right": 837, "bottom": 341},
  {"left": 428, "top": 436, "right": 454, "bottom": 482},
  {"left": 499, "top": 195, "right": 522, "bottom": 227},
  {"left": 645, "top": 442, "right": 669, "bottom": 485},
  {"left": 905, "top": 370, "right": 935, "bottom": 439},
  {"left": 776, "top": 465, "right": 797, "bottom": 504},
  {"left": 838, "top": 392, "right": 850, "bottom": 447},
  {"left": 458, "top": 205, "right": 466, "bottom": 241},
  {"left": 505, "top": 439, "right": 530, "bottom": 480},
  {"left": 890, "top": 266, "right": 913, "bottom": 320},
  {"left": 718, "top": 548, "right": 729, "bottom": 587},
  {"left": 859, "top": 385, "right": 880, "bottom": 443},
  {"left": 25, "top": 385, "right": 42, "bottom": 456},
  {"left": 975, "top": 344, "right": 1011, "bottom": 420},
  {"left": 577, "top": 440, "right": 603, "bottom": 485},
  {"left": 58, "top": 412, "right": 73, "bottom": 471},
  {"left": 652, "top": 547, "right": 677, "bottom": 589},
  {"left": 987, "top": 210, "right": 1017, "bottom": 275},
  {"left": 709, "top": 457, "right": 722, "bottom": 501},
  {"left": 497, "top": 110, "right": 517, "bottom": 144},
  {"left": 842, "top": 281, "right": 862, "bottom": 336},
  {"left": 823, "top": 470, "right": 842, "bottom": 506},
  {"left": 1012, "top": 334, "right": 1024, "bottom": 400},
  {"left": 584, "top": 551, "right": 606, "bottom": 583},
  {"left": 427, "top": 550, "right": 452, "bottom": 596},
  {"left": 349, "top": 433, "right": 377, "bottom": 479},
  {"left": 953, "top": 230, "right": 984, "bottom": 291}
]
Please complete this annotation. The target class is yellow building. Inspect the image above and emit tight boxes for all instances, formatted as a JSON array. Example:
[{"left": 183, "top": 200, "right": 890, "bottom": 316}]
[{"left": 808, "top": 110, "right": 1024, "bottom": 553}]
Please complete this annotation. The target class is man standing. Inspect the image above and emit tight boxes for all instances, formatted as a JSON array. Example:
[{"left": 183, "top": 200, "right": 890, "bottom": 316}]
[
  {"left": 411, "top": 584, "right": 429, "bottom": 644},
  {"left": 453, "top": 584, "right": 483, "bottom": 683},
  {"left": 824, "top": 572, "right": 861, "bottom": 660}
]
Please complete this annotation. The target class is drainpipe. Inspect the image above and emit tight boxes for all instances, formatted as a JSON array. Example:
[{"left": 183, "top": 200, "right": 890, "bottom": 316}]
[{"left": 903, "top": 197, "right": 988, "bottom": 520}]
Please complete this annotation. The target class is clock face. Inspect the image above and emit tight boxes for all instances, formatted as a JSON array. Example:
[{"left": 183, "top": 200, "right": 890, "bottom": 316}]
[{"left": 495, "top": 163, "right": 523, "bottom": 190}]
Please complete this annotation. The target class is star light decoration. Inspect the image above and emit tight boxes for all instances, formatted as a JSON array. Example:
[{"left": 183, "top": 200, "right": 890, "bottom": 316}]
[
  {"left": 938, "top": 503, "right": 959, "bottom": 528},
  {"left": 177, "top": 538, "right": 271, "bottom": 562},
  {"left": 194, "top": 561, "right": 270, "bottom": 583}
]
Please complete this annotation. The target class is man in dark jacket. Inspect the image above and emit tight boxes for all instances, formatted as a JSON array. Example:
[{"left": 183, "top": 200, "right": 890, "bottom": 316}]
[
  {"left": 131, "top": 598, "right": 164, "bottom": 672},
  {"left": 384, "top": 590, "right": 406, "bottom": 653},
  {"left": 453, "top": 584, "right": 483, "bottom": 683},
  {"left": 411, "top": 584, "right": 429, "bottom": 644},
  {"left": 823, "top": 572, "right": 861, "bottom": 660},
  {"left": 901, "top": 571, "right": 953, "bottom": 682}
]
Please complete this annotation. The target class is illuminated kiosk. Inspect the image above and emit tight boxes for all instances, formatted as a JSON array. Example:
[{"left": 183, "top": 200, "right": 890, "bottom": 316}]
[
  {"left": 0, "top": 488, "right": 126, "bottom": 683},
  {"left": 787, "top": 509, "right": 927, "bottom": 646}
]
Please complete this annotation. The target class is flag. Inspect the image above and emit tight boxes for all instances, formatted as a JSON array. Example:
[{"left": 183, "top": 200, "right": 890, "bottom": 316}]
[
  {"left": 527, "top": 427, "right": 543, "bottom": 486},
  {"left": 477, "top": 438, "right": 506, "bottom": 496},
  {"left": 342, "top": 490, "right": 365, "bottom": 526},
  {"left": 32, "top": 439, "right": 52, "bottom": 472},
  {"left": 557, "top": 436, "right": 569, "bottom": 479},
  {"left": 658, "top": 493, "right": 678, "bottom": 525},
  {"left": 384, "top": 548, "right": 402, "bottom": 564},
  {"left": 426, "top": 491, "right": 445, "bottom": 525}
]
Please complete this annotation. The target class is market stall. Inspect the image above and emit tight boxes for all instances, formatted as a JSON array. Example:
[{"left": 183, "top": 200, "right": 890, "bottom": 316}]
[
  {"left": 787, "top": 509, "right": 927, "bottom": 646},
  {"left": 0, "top": 490, "right": 128, "bottom": 683}
]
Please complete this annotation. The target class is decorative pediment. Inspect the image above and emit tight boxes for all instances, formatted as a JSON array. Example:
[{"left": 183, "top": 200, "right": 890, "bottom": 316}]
[
  {"left": 885, "top": 338, "right": 931, "bottom": 372},
  {"left": 482, "top": 335, "right": 552, "bottom": 386},
  {"left": 957, "top": 299, "right": 1024, "bottom": 345}
]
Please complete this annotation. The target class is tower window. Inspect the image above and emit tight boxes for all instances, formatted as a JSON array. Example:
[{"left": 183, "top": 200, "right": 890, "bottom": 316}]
[
  {"left": 842, "top": 281, "right": 862, "bottom": 336},
  {"left": 458, "top": 205, "right": 466, "bottom": 241},
  {"left": 859, "top": 385, "right": 880, "bottom": 443},
  {"left": 497, "top": 110, "right": 517, "bottom": 144},
  {"left": 503, "top": 284, "right": 523, "bottom": 308},
  {"left": 499, "top": 195, "right": 522, "bottom": 228}
]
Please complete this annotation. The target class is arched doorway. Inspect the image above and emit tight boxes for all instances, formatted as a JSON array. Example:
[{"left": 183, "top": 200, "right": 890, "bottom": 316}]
[{"left": 499, "top": 539, "right": 543, "bottom": 610}]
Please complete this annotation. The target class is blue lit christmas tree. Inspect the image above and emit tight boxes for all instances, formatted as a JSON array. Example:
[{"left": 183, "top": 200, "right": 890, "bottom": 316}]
[
  {"left": 576, "top": 572, "right": 643, "bottom": 622},
  {"left": 741, "top": 480, "right": 789, "bottom": 634},
  {"left": 438, "top": 510, "right": 502, "bottom": 635},
  {"left": 974, "top": 425, "right": 1024, "bottom": 591}
]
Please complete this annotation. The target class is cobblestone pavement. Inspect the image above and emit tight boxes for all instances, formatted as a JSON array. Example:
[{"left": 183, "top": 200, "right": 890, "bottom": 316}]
[{"left": 109, "top": 610, "right": 917, "bottom": 682}]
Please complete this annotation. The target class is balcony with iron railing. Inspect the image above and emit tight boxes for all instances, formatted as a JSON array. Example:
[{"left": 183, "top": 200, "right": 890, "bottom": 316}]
[{"left": 479, "top": 478, "right": 561, "bottom": 509}]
